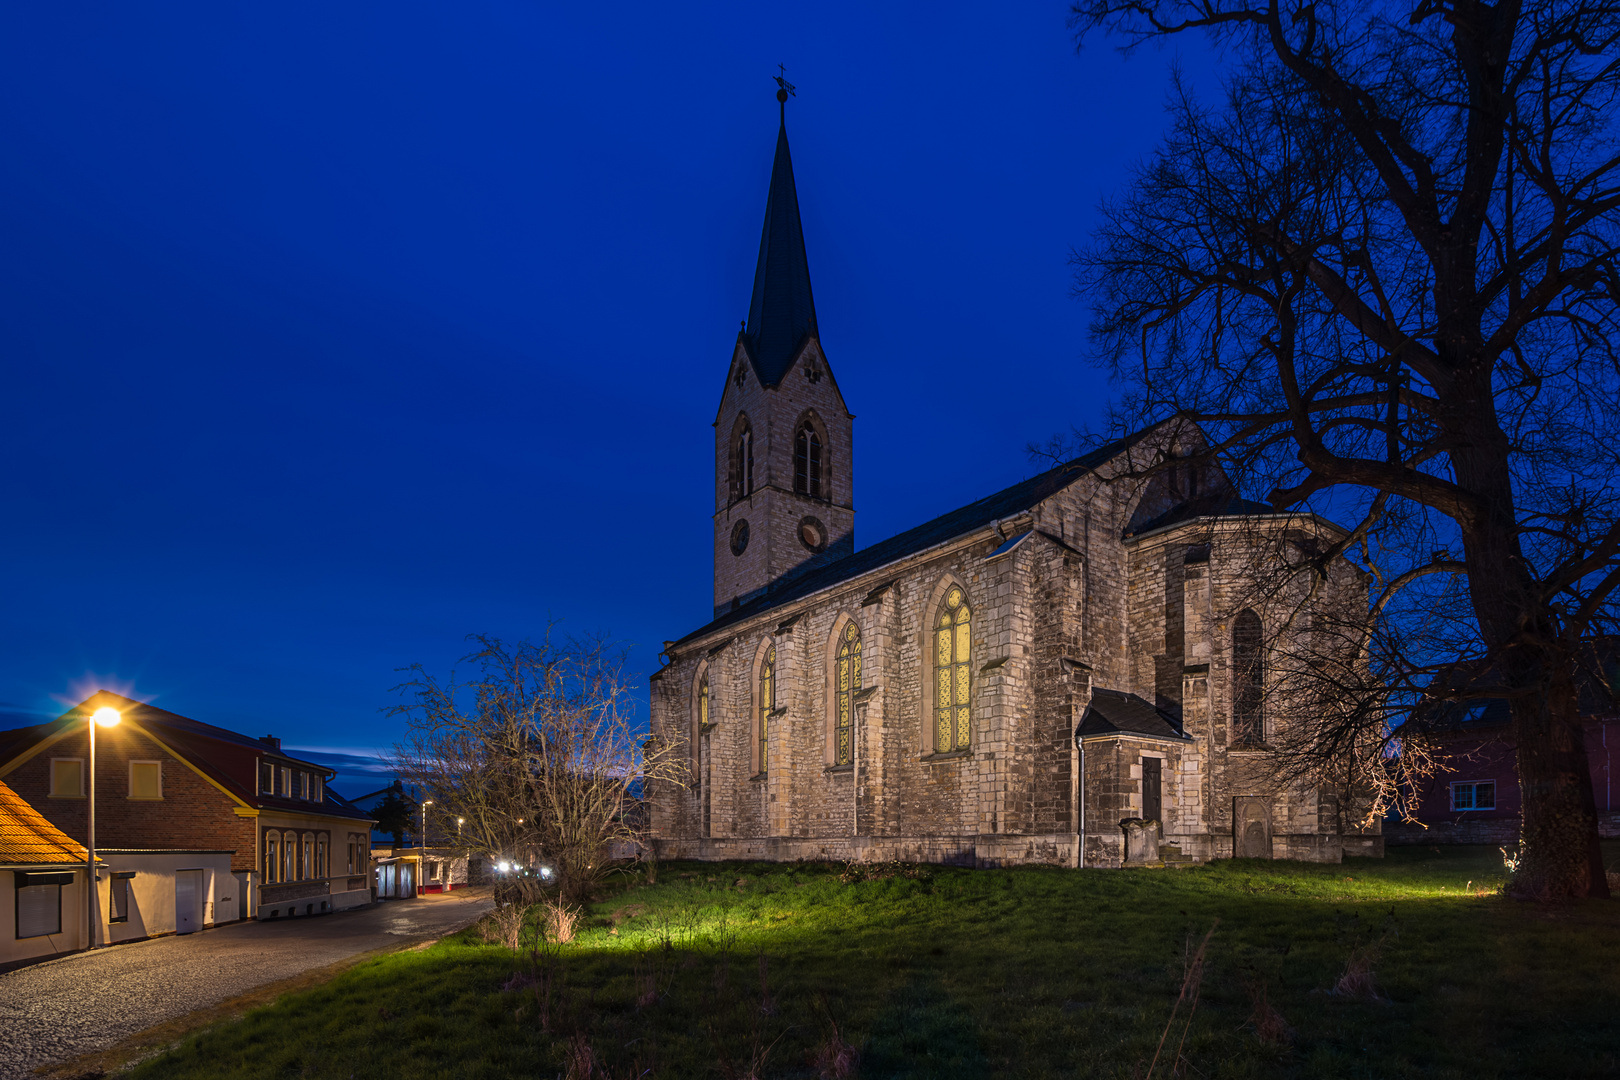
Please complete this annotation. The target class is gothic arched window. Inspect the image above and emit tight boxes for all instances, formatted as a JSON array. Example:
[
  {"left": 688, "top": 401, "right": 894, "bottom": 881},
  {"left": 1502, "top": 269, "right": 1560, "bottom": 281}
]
[
  {"left": 732, "top": 420, "right": 754, "bottom": 500},
  {"left": 835, "top": 622, "right": 861, "bottom": 766},
  {"left": 758, "top": 645, "right": 775, "bottom": 774},
  {"left": 934, "top": 587, "right": 972, "bottom": 752},
  {"left": 1232, "top": 608, "right": 1265, "bottom": 745},
  {"left": 795, "top": 423, "right": 822, "bottom": 498},
  {"left": 698, "top": 674, "right": 710, "bottom": 729},
  {"left": 264, "top": 833, "right": 279, "bottom": 883}
]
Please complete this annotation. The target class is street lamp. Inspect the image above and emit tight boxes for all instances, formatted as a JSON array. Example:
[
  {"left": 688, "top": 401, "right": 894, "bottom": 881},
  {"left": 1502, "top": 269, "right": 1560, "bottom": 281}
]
[
  {"left": 420, "top": 800, "right": 432, "bottom": 849},
  {"left": 457, "top": 816, "right": 464, "bottom": 836},
  {"left": 87, "top": 706, "right": 121, "bottom": 949}
]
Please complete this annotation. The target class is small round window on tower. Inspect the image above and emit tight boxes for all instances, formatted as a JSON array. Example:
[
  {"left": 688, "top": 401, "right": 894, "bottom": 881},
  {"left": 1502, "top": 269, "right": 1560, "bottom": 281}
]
[{"left": 730, "top": 519, "right": 751, "bottom": 556}]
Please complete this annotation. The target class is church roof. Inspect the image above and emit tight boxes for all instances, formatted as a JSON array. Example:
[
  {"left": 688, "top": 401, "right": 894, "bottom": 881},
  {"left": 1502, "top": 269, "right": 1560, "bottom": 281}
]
[
  {"left": 672, "top": 433, "right": 1146, "bottom": 650},
  {"left": 1077, "top": 688, "right": 1190, "bottom": 741},
  {"left": 741, "top": 117, "right": 818, "bottom": 388}
]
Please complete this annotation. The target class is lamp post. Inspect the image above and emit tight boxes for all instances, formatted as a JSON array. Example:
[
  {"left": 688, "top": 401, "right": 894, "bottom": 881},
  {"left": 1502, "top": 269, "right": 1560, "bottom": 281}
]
[
  {"left": 87, "top": 706, "right": 121, "bottom": 949},
  {"left": 420, "top": 800, "right": 432, "bottom": 849}
]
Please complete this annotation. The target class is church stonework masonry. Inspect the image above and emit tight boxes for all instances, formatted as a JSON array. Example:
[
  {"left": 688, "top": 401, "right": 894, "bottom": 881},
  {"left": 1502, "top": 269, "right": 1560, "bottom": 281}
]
[{"left": 648, "top": 100, "right": 1383, "bottom": 869}]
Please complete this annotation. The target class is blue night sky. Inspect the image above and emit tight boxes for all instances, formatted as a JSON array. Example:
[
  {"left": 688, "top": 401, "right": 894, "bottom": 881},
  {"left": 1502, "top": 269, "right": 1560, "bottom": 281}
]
[{"left": 0, "top": 4, "right": 1217, "bottom": 794}]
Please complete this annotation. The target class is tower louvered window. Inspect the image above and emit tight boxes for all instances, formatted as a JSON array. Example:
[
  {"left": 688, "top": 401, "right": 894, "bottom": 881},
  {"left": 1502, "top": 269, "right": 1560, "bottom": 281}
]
[
  {"left": 733, "top": 424, "right": 755, "bottom": 499},
  {"left": 934, "top": 588, "right": 972, "bottom": 752},
  {"left": 795, "top": 424, "right": 822, "bottom": 498},
  {"left": 835, "top": 622, "right": 861, "bottom": 766},
  {"left": 758, "top": 645, "right": 775, "bottom": 774}
]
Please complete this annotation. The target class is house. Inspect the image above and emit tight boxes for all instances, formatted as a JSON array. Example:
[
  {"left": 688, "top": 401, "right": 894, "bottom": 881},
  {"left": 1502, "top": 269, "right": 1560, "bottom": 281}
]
[
  {"left": 0, "top": 691, "right": 377, "bottom": 930},
  {"left": 2, "top": 776, "right": 95, "bottom": 966},
  {"left": 647, "top": 101, "right": 1383, "bottom": 869},
  {"left": 1388, "top": 697, "right": 1620, "bottom": 846}
]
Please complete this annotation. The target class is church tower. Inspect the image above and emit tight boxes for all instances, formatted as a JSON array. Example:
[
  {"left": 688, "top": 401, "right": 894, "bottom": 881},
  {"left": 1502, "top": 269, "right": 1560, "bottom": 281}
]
[{"left": 712, "top": 86, "right": 854, "bottom": 617}]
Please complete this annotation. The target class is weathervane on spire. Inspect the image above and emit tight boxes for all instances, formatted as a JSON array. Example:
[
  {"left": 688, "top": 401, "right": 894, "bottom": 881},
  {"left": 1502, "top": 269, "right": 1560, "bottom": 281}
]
[{"left": 775, "top": 65, "right": 796, "bottom": 111}]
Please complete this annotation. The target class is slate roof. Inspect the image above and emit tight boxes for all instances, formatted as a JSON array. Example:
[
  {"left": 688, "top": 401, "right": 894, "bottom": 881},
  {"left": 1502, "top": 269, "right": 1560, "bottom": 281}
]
[
  {"left": 672, "top": 434, "right": 1146, "bottom": 650},
  {"left": 741, "top": 117, "right": 818, "bottom": 388},
  {"left": 1126, "top": 491, "right": 1279, "bottom": 538},
  {"left": 0, "top": 777, "right": 88, "bottom": 866},
  {"left": 1077, "top": 688, "right": 1190, "bottom": 741}
]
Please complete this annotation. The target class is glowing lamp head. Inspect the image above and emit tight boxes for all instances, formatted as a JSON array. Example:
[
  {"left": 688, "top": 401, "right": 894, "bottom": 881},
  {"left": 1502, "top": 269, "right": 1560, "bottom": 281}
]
[{"left": 91, "top": 707, "right": 121, "bottom": 728}]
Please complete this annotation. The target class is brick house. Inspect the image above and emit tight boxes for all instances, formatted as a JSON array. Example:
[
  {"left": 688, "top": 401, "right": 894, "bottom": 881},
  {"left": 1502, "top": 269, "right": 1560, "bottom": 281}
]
[
  {"left": 646, "top": 105, "right": 1382, "bottom": 869},
  {"left": 1387, "top": 698, "right": 1620, "bottom": 846},
  {"left": 0, "top": 691, "right": 376, "bottom": 929}
]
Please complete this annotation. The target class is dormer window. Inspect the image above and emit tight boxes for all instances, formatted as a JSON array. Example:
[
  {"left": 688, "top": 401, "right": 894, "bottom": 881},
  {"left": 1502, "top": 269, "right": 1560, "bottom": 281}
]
[{"left": 795, "top": 423, "right": 822, "bottom": 498}]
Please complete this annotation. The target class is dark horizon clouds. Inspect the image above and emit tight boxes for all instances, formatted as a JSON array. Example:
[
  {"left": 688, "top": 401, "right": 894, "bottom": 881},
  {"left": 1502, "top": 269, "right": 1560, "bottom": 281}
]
[{"left": 0, "top": 3, "right": 1218, "bottom": 794}]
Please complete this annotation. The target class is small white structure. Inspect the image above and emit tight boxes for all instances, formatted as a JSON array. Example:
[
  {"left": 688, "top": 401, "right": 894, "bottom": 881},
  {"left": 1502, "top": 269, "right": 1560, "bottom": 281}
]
[
  {"left": 94, "top": 849, "right": 237, "bottom": 943},
  {"left": 1, "top": 778, "right": 92, "bottom": 966}
]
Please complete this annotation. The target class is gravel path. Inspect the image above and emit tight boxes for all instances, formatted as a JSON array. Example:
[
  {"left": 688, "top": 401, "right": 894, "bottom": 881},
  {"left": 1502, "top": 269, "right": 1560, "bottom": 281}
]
[{"left": 0, "top": 891, "right": 493, "bottom": 1079}]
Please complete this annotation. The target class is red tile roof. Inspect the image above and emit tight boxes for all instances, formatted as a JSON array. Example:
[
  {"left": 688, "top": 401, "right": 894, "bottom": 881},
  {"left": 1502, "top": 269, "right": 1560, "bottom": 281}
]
[{"left": 0, "top": 777, "right": 87, "bottom": 866}]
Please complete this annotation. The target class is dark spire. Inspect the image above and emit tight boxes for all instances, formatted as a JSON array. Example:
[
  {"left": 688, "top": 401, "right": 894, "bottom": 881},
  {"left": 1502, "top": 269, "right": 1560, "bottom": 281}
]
[{"left": 742, "top": 88, "right": 817, "bottom": 389}]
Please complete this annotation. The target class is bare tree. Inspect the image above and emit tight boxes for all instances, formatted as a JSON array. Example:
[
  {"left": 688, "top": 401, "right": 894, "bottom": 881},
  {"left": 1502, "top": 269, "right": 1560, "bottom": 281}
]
[
  {"left": 1071, "top": 0, "right": 1620, "bottom": 897},
  {"left": 390, "top": 631, "right": 686, "bottom": 904}
]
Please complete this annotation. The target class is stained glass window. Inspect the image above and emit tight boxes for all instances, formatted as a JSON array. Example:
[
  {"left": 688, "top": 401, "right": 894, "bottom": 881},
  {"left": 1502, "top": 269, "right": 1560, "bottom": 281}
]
[
  {"left": 934, "top": 587, "right": 972, "bottom": 752},
  {"left": 759, "top": 645, "right": 775, "bottom": 774},
  {"left": 835, "top": 622, "right": 861, "bottom": 766},
  {"left": 1232, "top": 609, "right": 1265, "bottom": 745},
  {"left": 698, "top": 674, "right": 710, "bottom": 728}
]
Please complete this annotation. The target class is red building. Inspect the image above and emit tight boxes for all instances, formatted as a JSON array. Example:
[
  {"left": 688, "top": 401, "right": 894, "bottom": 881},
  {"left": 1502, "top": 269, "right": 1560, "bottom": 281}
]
[{"left": 1389, "top": 696, "right": 1620, "bottom": 845}]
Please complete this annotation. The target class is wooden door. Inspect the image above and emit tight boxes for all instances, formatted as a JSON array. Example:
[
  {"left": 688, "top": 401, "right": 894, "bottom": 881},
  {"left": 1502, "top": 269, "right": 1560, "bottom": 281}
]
[{"left": 1142, "top": 757, "right": 1163, "bottom": 823}]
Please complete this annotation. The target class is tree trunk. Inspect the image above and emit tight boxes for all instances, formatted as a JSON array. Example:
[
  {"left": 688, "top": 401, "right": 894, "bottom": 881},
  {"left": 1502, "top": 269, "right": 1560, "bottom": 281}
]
[{"left": 1510, "top": 663, "right": 1611, "bottom": 899}]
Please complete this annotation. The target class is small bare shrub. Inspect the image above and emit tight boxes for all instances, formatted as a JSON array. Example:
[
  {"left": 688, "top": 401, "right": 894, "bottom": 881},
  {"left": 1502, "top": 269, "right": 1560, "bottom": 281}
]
[
  {"left": 485, "top": 902, "right": 529, "bottom": 951},
  {"left": 1142, "top": 921, "right": 1217, "bottom": 1080},
  {"left": 811, "top": 1002, "right": 861, "bottom": 1079},
  {"left": 838, "top": 859, "right": 928, "bottom": 884},
  {"left": 1243, "top": 981, "right": 1293, "bottom": 1046},
  {"left": 545, "top": 897, "right": 581, "bottom": 944},
  {"left": 1332, "top": 944, "right": 1384, "bottom": 1002},
  {"left": 565, "top": 1032, "right": 597, "bottom": 1080}
]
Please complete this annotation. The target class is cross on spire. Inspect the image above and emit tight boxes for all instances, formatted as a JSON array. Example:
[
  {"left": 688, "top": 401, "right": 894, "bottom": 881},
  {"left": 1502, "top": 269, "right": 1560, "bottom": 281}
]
[{"left": 774, "top": 66, "right": 796, "bottom": 115}]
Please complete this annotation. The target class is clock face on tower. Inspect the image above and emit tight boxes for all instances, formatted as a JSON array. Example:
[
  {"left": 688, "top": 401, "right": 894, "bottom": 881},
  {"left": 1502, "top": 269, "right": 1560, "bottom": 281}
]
[
  {"left": 730, "top": 520, "right": 750, "bottom": 556},
  {"left": 798, "top": 516, "right": 827, "bottom": 553}
]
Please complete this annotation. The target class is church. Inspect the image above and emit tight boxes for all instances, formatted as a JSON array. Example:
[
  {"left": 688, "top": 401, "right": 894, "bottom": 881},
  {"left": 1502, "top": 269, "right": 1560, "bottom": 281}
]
[{"left": 647, "top": 94, "right": 1383, "bottom": 869}]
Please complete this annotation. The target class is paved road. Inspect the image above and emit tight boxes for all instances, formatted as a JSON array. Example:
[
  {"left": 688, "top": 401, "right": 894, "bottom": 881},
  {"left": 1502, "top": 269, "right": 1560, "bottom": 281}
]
[{"left": 0, "top": 891, "right": 493, "bottom": 1079}]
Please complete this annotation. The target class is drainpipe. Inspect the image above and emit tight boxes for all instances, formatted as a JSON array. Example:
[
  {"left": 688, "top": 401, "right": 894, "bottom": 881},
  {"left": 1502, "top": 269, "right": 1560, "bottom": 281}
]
[{"left": 1075, "top": 730, "right": 1088, "bottom": 869}]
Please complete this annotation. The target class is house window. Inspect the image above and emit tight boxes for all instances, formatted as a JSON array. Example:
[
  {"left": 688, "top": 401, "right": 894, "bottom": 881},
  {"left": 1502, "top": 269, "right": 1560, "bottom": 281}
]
[
  {"left": 1451, "top": 780, "right": 1497, "bottom": 811},
  {"left": 129, "top": 761, "right": 162, "bottom": 799},
  {"left": 279, "top": 766, "right": 292, "bottom": 797},
  {"left": 49, "top": 758, "right": 84, "bottom": 797},
  {"left": 1232, "top": 609, "right": 1266, "bottom": 746},
  {"left": 14, "top": 872, "right": 69, "bottom": 938},
  {"left": 347, "top": 842, "right": 356, "bottom": 875},
  {"left": 758, "top": 644, "right": 775, "bottom": 774},
  {"left": 259, "top": 761, "right": 274, "bottom": 794},
  {"left": 934, "top": 587, "right": 972, "bottom": 752},
  {"left": 312, "top": 775, "right": 324, "bottom": 803},
  {"left": 795, "top": 423, "right": 823, "bottom": 498},
  {"left": 302, "top": 835, "right": 314, "bottom": 880},
  {"left": 264, "top": 835, "right": 280, "bottom": 883},
  {"left": 283, "top": 833, "right": 296, "bottom": 882},
  {"left": 835, "top": 622, "right": 861, "bottom": 766},
  {"left": 110, "top": 872, "right": 135, "bottom": 923}
]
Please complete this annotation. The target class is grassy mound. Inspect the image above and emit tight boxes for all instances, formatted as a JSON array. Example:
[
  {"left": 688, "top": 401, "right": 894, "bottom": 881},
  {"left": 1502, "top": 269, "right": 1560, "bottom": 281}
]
[{"left": 130, "top": 845, "right": 1619, "bottom": 1079}]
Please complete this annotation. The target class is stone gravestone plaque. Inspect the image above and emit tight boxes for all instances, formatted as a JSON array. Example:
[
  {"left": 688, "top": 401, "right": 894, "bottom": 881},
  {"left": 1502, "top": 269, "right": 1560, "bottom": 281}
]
[{"left": 1120, "top": 818, "right": 1164, "bottom": 866}]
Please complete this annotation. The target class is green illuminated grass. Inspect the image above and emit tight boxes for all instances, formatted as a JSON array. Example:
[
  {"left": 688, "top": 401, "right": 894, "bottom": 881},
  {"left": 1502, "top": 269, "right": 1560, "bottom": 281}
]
[{"left": 130, "top": 845, "right": 1620, "bottom": 1079}]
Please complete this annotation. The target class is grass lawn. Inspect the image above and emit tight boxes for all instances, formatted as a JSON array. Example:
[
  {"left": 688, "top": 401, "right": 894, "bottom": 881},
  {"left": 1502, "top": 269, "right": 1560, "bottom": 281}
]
[{"left": 130, "top": 845, "right": 1620, "bottom": 1079}]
